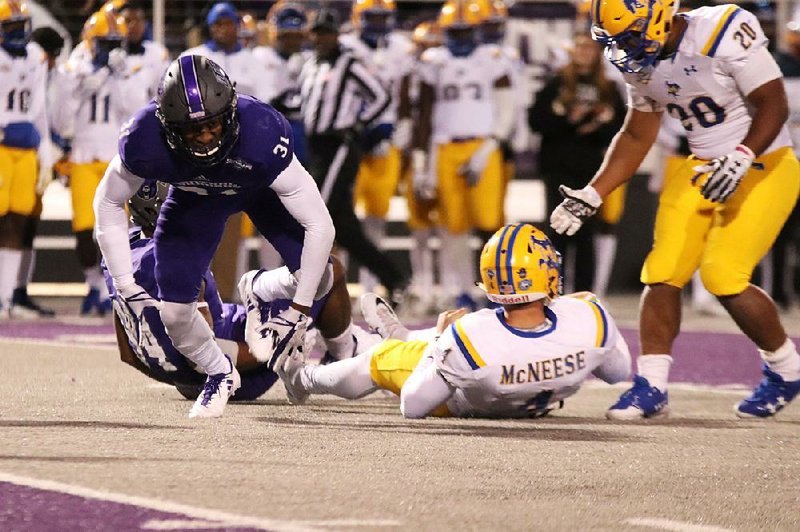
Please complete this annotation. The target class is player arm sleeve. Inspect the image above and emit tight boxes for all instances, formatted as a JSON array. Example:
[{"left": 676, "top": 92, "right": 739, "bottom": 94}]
[
  {"left": 726, "top": 45, "right": 783, "bottom": 97},
  {"left": 348, "top": 60, "right": 391, "bottom": 125},
  {"left": 269, "top": 155, "right": 335, "bottom": 308},
  {"left": 627, "top": 82, "right": 664, "bottom": 112},
  {"left": 591, "top": 311, "right": 632, "bottom": 384},
  {"left": 93, "top": 154, "right": 144, "bottom": 289}
]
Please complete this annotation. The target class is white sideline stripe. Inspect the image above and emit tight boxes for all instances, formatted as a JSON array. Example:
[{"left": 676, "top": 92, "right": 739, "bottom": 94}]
[
  {"left": 625, "top": 517, "right": 734, "bottom": 532},
  {"left": 142, "top": 520, "right": 229, "bottom": 530},
  {"left": 0, "top": 471, "right": 401, "bottom": 531}
]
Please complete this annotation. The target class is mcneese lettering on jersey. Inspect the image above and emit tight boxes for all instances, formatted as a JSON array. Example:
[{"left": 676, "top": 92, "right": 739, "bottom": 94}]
[{"left": 500, "top": 352, "right": 586, "bottom": 385}]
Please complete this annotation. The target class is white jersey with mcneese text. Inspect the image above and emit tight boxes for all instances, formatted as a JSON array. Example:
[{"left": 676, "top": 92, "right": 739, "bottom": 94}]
[
  {"left": 433, "top": 296, "right": 626, "bottom": 418},
  {"left": 418, "top": 44, "right": 511, "bottom": 143},
  {"left": 625, "top": 4, "right": 792, "bottom": 159}
]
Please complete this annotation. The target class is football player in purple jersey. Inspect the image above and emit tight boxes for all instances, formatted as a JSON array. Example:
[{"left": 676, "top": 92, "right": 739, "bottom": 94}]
[{"left": 93, "top": 55, "right": 335, "bottom": 418}]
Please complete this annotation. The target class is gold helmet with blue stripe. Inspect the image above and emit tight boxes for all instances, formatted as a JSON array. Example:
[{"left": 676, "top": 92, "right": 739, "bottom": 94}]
[
  {"left": 439, "top": 0, "right": 483, "bottom": 56},
  {"left": 0, "top": 0, "right": 31, "bottom": 51},
  {"left": 82, "top": 9, "right": 128, "bottom": 65},
  {"left": 590, "top": 0, "right": 680, "bottom": 73},
  {"left": 479, "top": 223, "right": 562, "bottom": 304}
]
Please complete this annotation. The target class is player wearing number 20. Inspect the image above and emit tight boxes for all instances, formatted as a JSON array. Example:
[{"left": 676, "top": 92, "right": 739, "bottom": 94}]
[
  {"left": 551, "top": 0, "right": 800, "bottom": 419},
  {"left": 93, "top": 55, "right": 335, "bottom": 418}
]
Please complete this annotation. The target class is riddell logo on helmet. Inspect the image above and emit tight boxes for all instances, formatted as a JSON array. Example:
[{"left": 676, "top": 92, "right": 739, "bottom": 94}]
[{"left": 189, "top": 110, "right": 206, "bottom": 119}]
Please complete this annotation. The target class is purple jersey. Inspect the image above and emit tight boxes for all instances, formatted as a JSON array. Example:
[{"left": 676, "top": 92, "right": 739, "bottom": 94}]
[{"left": 119, "top": 95, "right": 294, "bottom": 194}]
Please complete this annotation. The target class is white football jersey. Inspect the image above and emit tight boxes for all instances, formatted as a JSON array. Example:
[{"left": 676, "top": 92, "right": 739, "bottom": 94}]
[
  {"left": 124, "top": 41, "right": 171, "bottom": 108},
  {"left": 418, "top": 44, "right": 511, "bottom": 143},
  {"left": 250, "top": 46, "right": 302, "bottom": 105},
  {"left": 433, "top": 296, "right": 626, "bottom": 418},
  {"left": 55, "top": 43, "right": 143, "bottom": 163},
  {"left": 339, "top": 32, "right": 415, "bottom": 124},
  {"left": 625, "top": 4, "right": 792, "bottom": 159},
  {"left": 182, "top": 43, "right": 256, "bottom": 97},
  {"left": 0, "top": 42, "right": 49, "bottom": 157}
]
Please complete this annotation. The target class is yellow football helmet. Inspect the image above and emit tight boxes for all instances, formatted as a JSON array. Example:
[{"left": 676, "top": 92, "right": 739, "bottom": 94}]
[
  {"left": 412, "top": 21, "right": 443, "bottom": 49},
  {"left": 352, "top": 0, "right": 395, "bottom": 42},
  {"left": 474, "top": 0, "right": 507, "bottom": 44},
  {"left": 590, "top": 0, "right": 679, "bottom": 73},
  {"left": 0, "top": 0, "right": 31, "bottom": 51},
  {"left": 438, "top": 0, "right": 484, "bottom": 30},
  {"left": 82, "top": 9, "right": 128, "bottom": 62},
  {"left": 479, "top": 223, "right": 562, "bottom": 305}
]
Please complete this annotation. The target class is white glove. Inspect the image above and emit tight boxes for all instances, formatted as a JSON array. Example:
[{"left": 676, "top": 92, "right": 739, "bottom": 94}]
[
  {"left": 458, "top": 137, "right": 498, "bottom": 187},
  {"left": 549, "top": 185, "right": 603, "bottom": 236},
  {"left": 80, "top": 68, "right": 110, "bottom": 93},
  {"left": 392, "top": 118, "right": 412, "bottom": 151},
  {"left": 117, "top": 281, "right": 162, "bottom": 319},
  {"left": 107, "top": 48, "right": 127, "bottom": 75},
  {"left": 692, "top": 144, "right": 754, "bottom": 203},
  {"left": 411, "top": 149, "right": 436, "bottom": 201},
  {"left": 260, "top": 306, "right": 311, "bottom": 371},
  {"left": 36, "top": 159, "right": 53, "bottom": 195}
]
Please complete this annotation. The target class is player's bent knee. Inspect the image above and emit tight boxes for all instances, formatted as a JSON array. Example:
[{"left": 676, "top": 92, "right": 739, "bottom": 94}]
[
  {"left": 160, "top": 301, "right": 213, "bottom": 353},
  {"left": 699, "top": 263, "right": 749, "bottom": 297}
]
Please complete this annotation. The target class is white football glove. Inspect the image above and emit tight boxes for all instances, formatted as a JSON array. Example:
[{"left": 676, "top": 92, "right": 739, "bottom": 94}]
[
  {"left": 80, "top": 68, "right": 110, "bottom": 93},
  {"left": 692, "top": 144, "right": 754, "bottom": 203},
  {"left": 117, "top": 281, "right": 162, "bottom": 319},
  {"left": 259, "top": 306, "right": 311, "bottom": 371},
  {"left": 549, "top": 185, "right": 603, "bottom": 236},
  {"left": 411, "top": 149, "right": 436, "bottom": 201},
  {"left": 459, "top": 137, "right": 498, "bottom": 187},
  {"left": 107, "top": 48, "right": 128, "bottom": 75}
]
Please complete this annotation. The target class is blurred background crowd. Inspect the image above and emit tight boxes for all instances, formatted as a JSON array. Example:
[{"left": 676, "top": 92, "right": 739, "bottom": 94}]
[{"left": 2, "top": 0, "right": 799, "bottom": 320}]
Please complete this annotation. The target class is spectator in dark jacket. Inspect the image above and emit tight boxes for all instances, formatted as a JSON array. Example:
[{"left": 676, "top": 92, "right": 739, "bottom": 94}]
[{"left": 529, "top": 33, "right": 625, "bottom": 292}]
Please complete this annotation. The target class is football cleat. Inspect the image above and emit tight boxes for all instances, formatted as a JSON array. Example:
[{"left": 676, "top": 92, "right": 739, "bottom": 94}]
[
  {"left": 238, "top": 269, "right": 275, "bottom": 363},
  {"left": 606, "top": 375, "right": 669, "bottom": 420},
  {"left": 188, "top": 356, "right": 241, "bottom": 418},
  {"left": 361, "top": 292, "right": 409, "bottom": 341},
  {"left": 735, "top": 365, "right": 800, "bottom": 418},
  {"left": 275, "top": 339, "right": 310, "bottom": 405}
]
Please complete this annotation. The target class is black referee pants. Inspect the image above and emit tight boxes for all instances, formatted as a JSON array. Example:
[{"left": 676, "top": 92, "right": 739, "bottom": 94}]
[{"left": 306, "top": 133, "right": 406, "bottom": 291}]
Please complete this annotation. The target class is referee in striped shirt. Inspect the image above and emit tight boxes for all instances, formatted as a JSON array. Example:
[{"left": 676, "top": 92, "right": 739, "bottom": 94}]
[{"left": 299, "top": 8, "right": 407, "bottom": 299}]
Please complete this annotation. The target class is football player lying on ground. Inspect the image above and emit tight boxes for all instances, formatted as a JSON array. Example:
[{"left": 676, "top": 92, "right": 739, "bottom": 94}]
[
  {"left": 105, "top": 181, "right": 361, "bottom": 403},
  {"left": 272, "top": 223, "right": 632, "bottom": 418}
]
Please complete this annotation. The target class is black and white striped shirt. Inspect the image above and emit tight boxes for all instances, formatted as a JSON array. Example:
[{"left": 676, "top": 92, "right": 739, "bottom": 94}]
[{"left": 298, "top": 48, "right": 390, "bottom": 136}]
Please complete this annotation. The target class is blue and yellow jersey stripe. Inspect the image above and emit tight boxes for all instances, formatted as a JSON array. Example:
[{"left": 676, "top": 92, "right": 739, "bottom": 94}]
[
  {"left": 451, "top": 321, "right": 487, "bottom": 370},
  {"left": 584, "top": 300, "right": 608, "bottom": 348},
  {"left": 702, "top": 5, "right": 741, "bottom": 57}
]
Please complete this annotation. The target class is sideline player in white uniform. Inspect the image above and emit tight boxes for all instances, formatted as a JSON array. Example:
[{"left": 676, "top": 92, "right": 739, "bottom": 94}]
[
  {"left": 118, "top": 2, "right": 170, "bottom": 108},
  {"left": 414, "top": 0, "right": 516, "bottom": 310},
  {"left": 274, "top": 223, "right": 631, "bottom": 419},
  {"left": 183, "top": 2, "right": 255, "bottom": 97},
  {"left": 341, "top": 0, "right": 415, "bottom": 293},
  {"left": 0, "top": 0, "right": 51, "bottom": 318},
  {"left": 550, "top": 0, "right": 800, "bottom": 419},
  {"left": 53, "top": 8, "right": 141, "bottom": 315}
]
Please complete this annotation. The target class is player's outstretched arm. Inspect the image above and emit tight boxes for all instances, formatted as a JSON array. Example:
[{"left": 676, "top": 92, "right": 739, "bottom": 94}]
[
  {"left": 591, "top": 309, "right": 632, "bottom": 385},
  {"left": 93, "top": 155, "right": 144, "bottom": 290},
  {"left": 590, "top": 108, "right": 663, "bottom": 198}
]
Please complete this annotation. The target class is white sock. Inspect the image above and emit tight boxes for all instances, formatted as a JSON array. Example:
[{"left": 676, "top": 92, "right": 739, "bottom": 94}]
[
  {"left": 359, "top": 216, "right": 385, "bottom": 292},
  {"left": 761, "top": 339, "right": 800, "bottom": 381},
  {"left": 410, "top": 228, "right": 434, "bottom": 294},
  {"left": 252, "top": 267, "right": 297, "bottom": 301},
  {"left": 302, "top": 350, "right": 377, "bottom": 399},
  {"left": 17, "top": 249, "right": 35, "bottom": 288},
  {"left": 593, "top": 234, "right": 617, "bottom": 298},
  {"left": 83, "top": 266, "right": 110, "bottom": 299},
  {"left": 438, "top": 232, "right": 460, "bottom": 297},
  {"left": 323, "top": 322, "right": 356, "bottom": 360},
  {"left": 0, "top": 249, "right": 22, "bottom": 308},
  {"left": 636, "top": 354, "right": 673, "bottom": 391}
]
